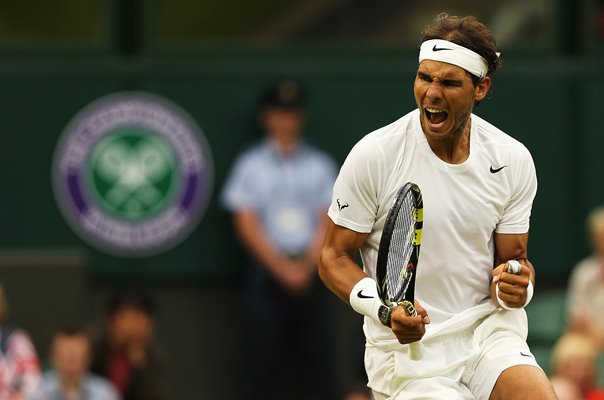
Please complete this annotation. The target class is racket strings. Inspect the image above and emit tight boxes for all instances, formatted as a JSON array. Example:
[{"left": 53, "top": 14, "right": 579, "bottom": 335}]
[{"left": 386, "top": 193, "right": 416, "bottom": 301}]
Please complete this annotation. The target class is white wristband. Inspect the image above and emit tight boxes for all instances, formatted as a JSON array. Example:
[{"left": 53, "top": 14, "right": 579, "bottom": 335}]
[
  {"left": 496, "top": 279, "right": 534, "bottom": 310},
  {"left": 349, "top": 277, "right": 383, "bottom": 322}
]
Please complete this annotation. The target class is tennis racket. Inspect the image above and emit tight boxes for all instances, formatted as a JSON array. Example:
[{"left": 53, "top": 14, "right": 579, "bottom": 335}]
[{"left": 376, "top": 182, "right": 423, "bottom": 359}]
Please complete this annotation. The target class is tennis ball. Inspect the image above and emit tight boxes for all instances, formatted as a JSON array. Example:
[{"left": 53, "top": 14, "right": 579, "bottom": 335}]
[{"left": 507, "top": 260, "right": 521, "bottom": 275}]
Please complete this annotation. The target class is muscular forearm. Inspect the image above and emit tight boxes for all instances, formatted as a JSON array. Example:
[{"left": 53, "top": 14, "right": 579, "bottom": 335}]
[
  {"left": 318, "top": 221, "right": 369, "bottom": 303},
  {"left": 318, "top": 245, "right": 366, "bottom": 303}
]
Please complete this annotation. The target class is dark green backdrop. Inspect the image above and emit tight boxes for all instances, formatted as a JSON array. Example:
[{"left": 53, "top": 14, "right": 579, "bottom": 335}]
[{"left": 1, "top": 53, "right": 602, "bottom": 283}]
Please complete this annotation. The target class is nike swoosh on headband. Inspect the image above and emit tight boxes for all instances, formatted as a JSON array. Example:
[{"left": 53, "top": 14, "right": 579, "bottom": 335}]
[{"left": 432, "top": 44, "right": 452, "bottom": 52}]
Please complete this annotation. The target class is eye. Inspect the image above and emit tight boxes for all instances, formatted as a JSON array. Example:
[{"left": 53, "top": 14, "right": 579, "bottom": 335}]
[
  {"left": 417, "top": 73, "right": 431, "bottom": 82},
  {"left": 442, "top": 80, "right": 462, "bottom": 87}
]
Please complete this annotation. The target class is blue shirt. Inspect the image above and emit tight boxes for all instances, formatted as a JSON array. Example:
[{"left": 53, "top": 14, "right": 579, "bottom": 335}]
[
  {"left": 29, "top": 371, "right": 120, "bottom": 400},
  {"left": 221, "top": 139, "right": 337, "bottom": 254}
]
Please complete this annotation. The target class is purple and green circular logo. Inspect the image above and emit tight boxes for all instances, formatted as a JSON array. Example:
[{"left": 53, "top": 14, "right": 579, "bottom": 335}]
[{"left": 53, "top": 92, "right": 213, "bottom": 257}]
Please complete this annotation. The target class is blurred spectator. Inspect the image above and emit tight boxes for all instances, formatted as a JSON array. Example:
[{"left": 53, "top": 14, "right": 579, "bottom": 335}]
[
  {"left": 568, "top": 206, "right": 604, "bottom": 349},
  {"left": 89, "top": 293, "right": 165, "bottom": 400},
  {"left": 342, "top": 383, "right": 372, "bottom": 400},
  {"left": 30, "top": 326, "right": 119, "bottom": 400},
  {"left": 549, "top": 376, "right": 582, "bottom": 400},
  {"left": 221, "top": 79, "right": 338, "bottom": 399},
  {"left": 550, "top": 332, "right": 604, "bottom": 400},
  {"left": 489, "top": 0, "right": 553, "bottom": 48},
  {"left": 0, "top": 283, "right": 41, "bottom": 399}
]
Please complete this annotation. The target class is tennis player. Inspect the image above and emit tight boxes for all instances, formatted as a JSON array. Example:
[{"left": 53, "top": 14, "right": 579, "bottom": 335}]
[{"left": 319, "top": 13, "right": 557, "bottom": 399}]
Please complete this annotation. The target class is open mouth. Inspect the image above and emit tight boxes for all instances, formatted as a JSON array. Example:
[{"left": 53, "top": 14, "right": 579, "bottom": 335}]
[{"left": 425, "top": 107, "right": 448, "bottom": 125}]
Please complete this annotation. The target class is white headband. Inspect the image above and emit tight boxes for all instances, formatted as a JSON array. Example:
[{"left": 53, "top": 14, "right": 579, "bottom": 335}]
[{"left": 419, "top": 39, "right": 491, "bottom": 78}]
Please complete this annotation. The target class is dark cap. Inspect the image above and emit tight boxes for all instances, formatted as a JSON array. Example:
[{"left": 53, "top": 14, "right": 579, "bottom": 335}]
[{"left": 260, "top": 80, "right": 306, "bottom": 109}]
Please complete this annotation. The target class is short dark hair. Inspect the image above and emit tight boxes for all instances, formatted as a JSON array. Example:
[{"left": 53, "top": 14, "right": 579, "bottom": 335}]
[
  {"left": 51, "top": 325, "right": 91, "bottom": 359},
  {"left": 105, "top": 292, "right": 157, "bottom": 317},
  {"left": 53, "top": 325, "right": 90, "bottom": 341},
  {"left": 421, "top": 13, "right": 501, "bottom": 78}
]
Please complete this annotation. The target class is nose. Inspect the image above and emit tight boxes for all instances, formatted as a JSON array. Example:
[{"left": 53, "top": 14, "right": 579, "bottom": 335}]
[{"left": 426, "top": 81, "right": 443, "bottom": 101}]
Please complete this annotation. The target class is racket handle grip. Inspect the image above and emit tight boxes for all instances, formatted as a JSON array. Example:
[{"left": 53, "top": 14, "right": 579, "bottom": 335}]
[
  {"left": 400, "top": 300, "right": 422, "bottom": 359},
  {"left": 400, "top": 300, "right": 417, "bottom": 317}
]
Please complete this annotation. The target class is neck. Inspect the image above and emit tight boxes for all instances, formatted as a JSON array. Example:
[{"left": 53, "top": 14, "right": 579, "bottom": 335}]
[
  {"left": 425, "top": 118, "right": 471, "bottom": 164},
  {"left": 60, "top": 374, "right": 82, "bottom": 397},
  {"left": 271, "top": 138, "right": 299, "bottom": 156}
]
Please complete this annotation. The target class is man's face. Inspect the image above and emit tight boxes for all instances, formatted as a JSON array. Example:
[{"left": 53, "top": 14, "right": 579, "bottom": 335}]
[
  {"left": 563, "top": 355, "right": 595, "bottom": 393},
  {"left": 414, "top": 60, "right": 490, "bottom": 141},
  {"left": 51, "top": 334, "right": 90, "bottom": 379},
  {"left": 108, "top": 306, "right": 154, "bottom": 347},
  {"left": 261, "top": 107, "right": 304, "bottom": 145}
]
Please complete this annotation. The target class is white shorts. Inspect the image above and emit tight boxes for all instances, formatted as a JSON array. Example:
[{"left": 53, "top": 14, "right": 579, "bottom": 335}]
[{"left": 365, "top": 308, "right": 542, "bottom": 400}]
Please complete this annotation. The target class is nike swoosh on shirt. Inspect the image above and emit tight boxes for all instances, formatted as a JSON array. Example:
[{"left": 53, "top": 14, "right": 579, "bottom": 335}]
[
  {"left": 490, "top": 165, "right": 507, "bottom": 173},
  {"left": 357, "top": 290, "right": 374, "bottom": 299}
]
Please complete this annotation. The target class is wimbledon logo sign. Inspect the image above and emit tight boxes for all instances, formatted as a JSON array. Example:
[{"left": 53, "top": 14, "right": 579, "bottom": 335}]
[{"left": 52, "top": 92, "right": 213, "bottom": 257}]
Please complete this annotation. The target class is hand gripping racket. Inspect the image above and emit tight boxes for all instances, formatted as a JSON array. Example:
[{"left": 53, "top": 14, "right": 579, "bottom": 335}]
[{"left": 376, "top": 182, "right": 423, "bottom": 359}]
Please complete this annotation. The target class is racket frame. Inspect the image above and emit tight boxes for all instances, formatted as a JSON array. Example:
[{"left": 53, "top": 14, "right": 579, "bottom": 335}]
[{"left": 375, "top": 182, "right": 423, "bottom": 317}]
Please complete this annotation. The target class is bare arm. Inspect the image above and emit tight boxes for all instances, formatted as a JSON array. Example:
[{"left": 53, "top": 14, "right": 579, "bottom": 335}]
[
  {"left": 491, "top": 232, "right": 534, "bottom": 308},
  {"left": 318, "top": 219, "right": 369, "bottom": 303},
  {"left": 319, "top": 219, "right": 430, "bottom": 343}
]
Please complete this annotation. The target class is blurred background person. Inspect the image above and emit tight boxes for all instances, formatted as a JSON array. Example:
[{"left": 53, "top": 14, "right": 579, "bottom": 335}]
[
  {"left": 30, "top": 325, "right": 119, "bottom": 400},
  {"left": 0, "top": 1, "right": 600, "bottom": 398},
  {"left": 341, "top": 383, "right": 372, "bottom": 400},
  {"left": 221, "top": 79, "right": 338, "bottom": 399},
  {"left": 567, "top": 206, "right": 604, "bottom": 350},
  {"left": 0, "top": 283, "right": 41, "bottom": 400},
  {"left": 488, "top": 0, "right": 553, "bottom": 47},
  {"left": 549, "top": 375, "right": 582, "bottom": 400},
  {"left": 549, "top": 332, "right": 604, "bottom": 400},
  {"left": 89, "top": 293, "right": 165, "bottom": 400}
]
